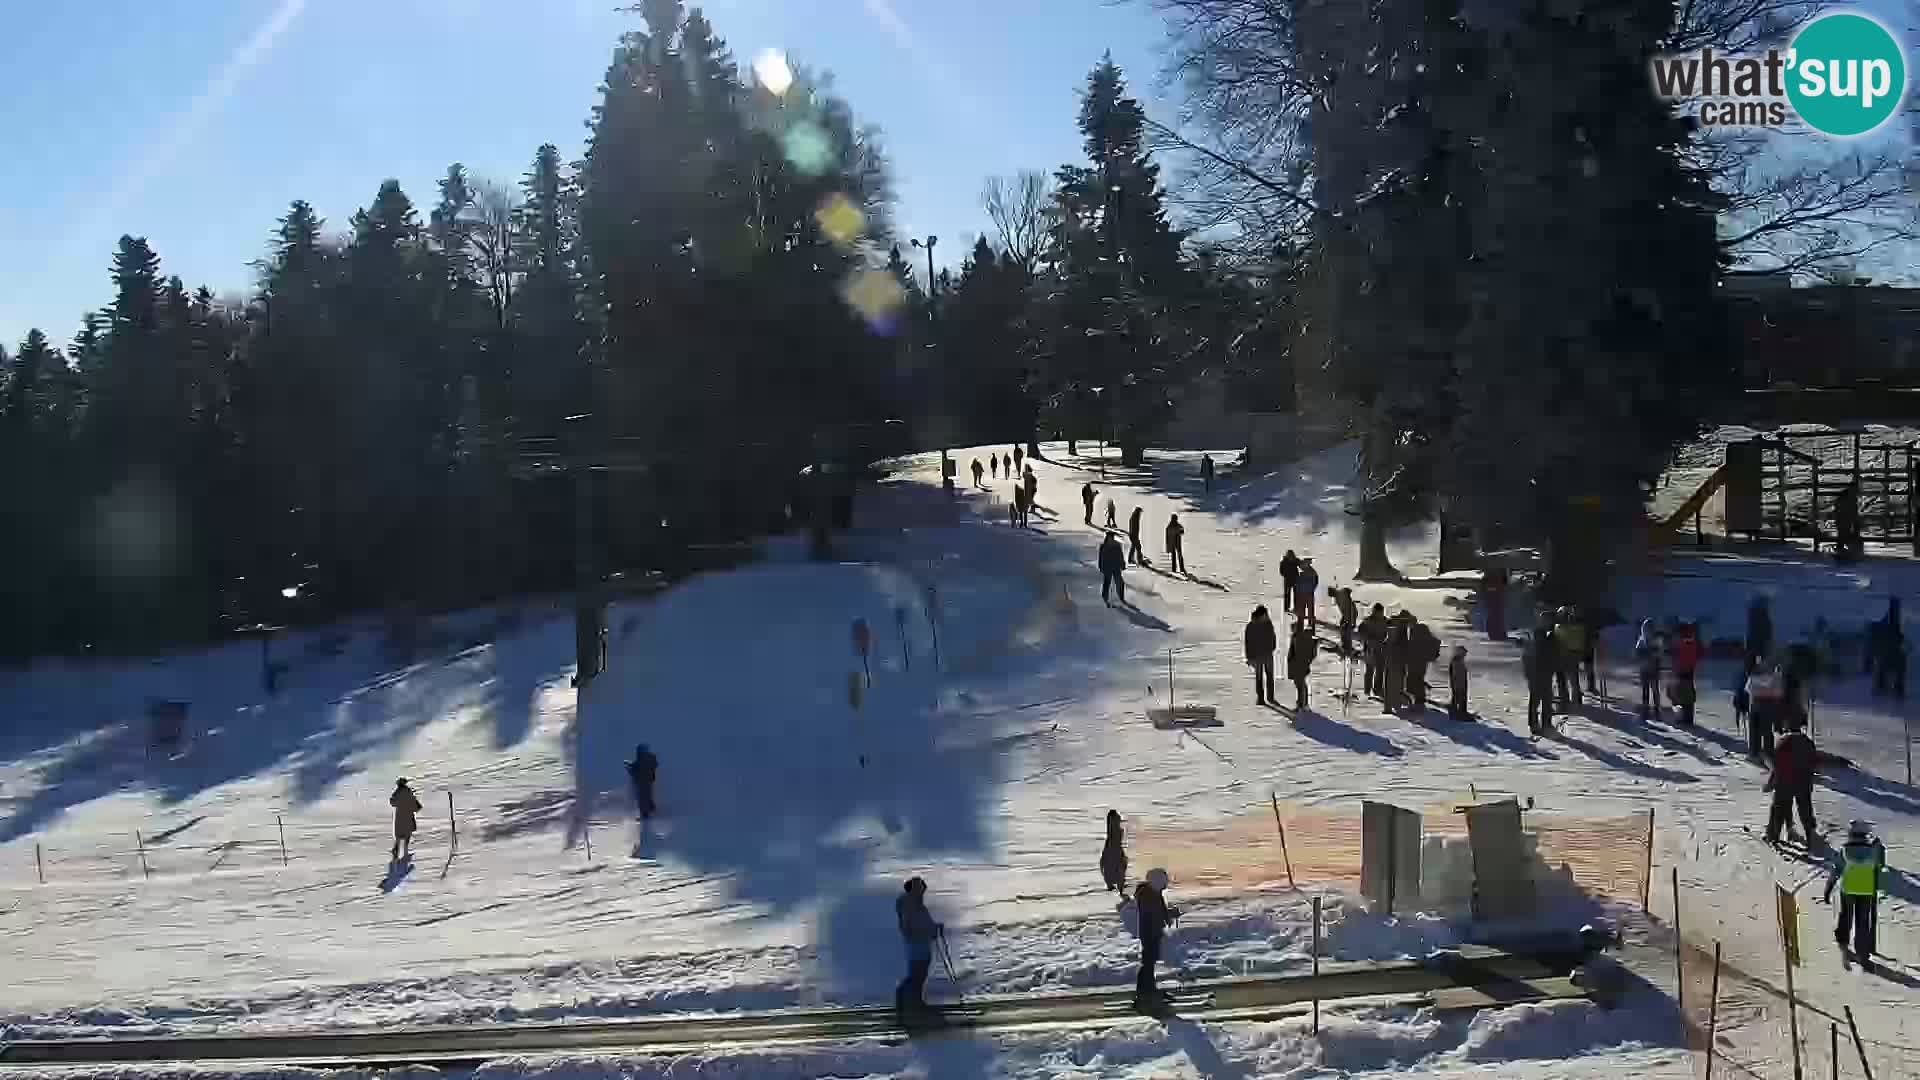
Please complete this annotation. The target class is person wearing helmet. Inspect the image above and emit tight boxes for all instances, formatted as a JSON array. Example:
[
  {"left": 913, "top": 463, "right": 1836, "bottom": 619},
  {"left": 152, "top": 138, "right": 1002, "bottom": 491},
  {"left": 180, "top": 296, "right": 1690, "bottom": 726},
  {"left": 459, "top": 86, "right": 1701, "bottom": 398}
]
[
  {"left": 1823, "top": 821, "right": 1888, "bottom": 970},
  {"left": 1133, "top": 868, "right": 1182, "bottom": 1004},
  {"left": 895, "top": 877, "right": 945, "bottom": 1015}
]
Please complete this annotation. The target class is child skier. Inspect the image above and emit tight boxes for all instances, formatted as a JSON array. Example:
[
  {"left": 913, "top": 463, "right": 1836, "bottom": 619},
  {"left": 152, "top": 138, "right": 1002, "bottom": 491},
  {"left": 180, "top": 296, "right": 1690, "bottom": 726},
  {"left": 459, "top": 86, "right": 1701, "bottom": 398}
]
[
  {"left": 1823, "top": 821, "right": 1888, "bottom": 971},
  {"left": 1133, "top": 868, "right": 1182, "bottom": 1005}
]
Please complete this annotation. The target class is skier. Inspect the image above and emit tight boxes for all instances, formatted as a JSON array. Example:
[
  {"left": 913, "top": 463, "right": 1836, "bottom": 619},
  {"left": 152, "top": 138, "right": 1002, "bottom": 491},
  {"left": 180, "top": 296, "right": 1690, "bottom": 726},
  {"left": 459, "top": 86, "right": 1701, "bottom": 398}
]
[
  {"left": 1383, "top": 612, "right": 1411, "bottom": 712},
  {"left": 1013, "top": 445, "right": 1024, "bottom": 475},
  {"left": 1359, "top": 603, "right": 1390, "bottom": 697},
  {"left": 1098, "top": 532, "right": 1127, "bottom": 607},
  {"left": 1287, "top": 620, "right": 1317, "bottom": 710},
  {"left": 1127, "top": 507, "right": 1146, "bottom": 566},
  {"left": 1245, "top": 605, "right": 1278, "bottom": 705},
  {"left": 628, "top": 743, "right": 659, "bottom": 823},
  {"left": 971, "top": 458, "right": 984, "bottom": 488},
  {"left": 390, "top": 778, "right": 422, "bottom": 862},
  {"left": 1765, "top": 724, "right": 1818, "bottom": 846},
  {"left": 1747, "top": 661, "right": 1784, "bottom": 759},
  {"left": 1200, "top": 454, "right": 1215, "bottom": 492},
  {"left": 1105, "top": 499, "right": 1118, "bottom": 530},
  {"left": 1669, "top": 622, "right": 1702, "bottom": 726},
  {"left": 1279, "top": 550, "right": 1301, "bottom": 616},
  {"left": 1823, "top": 821, "right": 1887, "bottom": 971},
  {"left": 1294, "top": 558, "right": 1320, "bottom": 629},
  {"left": 1870, "top": 597, "right": 1906, "bottom": 699},
  {"left": 990, "top": 455, "right": 999, "bottom": 480},
  {"left": 1634, "top": 619, "right": 1664, "bottom": 720},
  {"left": 1082, "top": 483, "right": 1097, "bottom": 525},
  {"left": 1334, "top": 586, "right": 1359, "bottom": 656},
  {"left": 1523, "top": 621, "right": 1559, "bottom": 736},
  {"left": 1553, "top": 607, "right": 1585, "bottom": 709},
  {"left": 1747, "top": 595, "right": 1773, "bottom": 674},
  {"left": 1002, "top": 452, "right": 1012, "bottom": 478},
  {"left": 1165, "top": 514, "right": 1187, "bottom": 575},
  {"left": 1448, "top": 645, "right": 1470, "bottom": 720},
  {"left": 1101, "top": 810, "right": 1129, "bottom": 892},
  {"left": 1133, "top": 868, "right": 1181, "bottom": 1005},
  {"left": 895, "top": 877, "right": 945, "bottom": 1016},
  {"left": 1407, "top": 616, "right": 1440, "bottom": 709}
]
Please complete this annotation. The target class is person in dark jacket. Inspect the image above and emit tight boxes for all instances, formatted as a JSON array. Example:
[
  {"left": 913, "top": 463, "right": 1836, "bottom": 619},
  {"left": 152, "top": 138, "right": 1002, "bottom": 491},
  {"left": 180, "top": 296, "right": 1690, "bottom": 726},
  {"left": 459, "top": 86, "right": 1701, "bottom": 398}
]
[
  {"left": 990, "top": 455, "right": 999, "bottom": 480},
  {"left": 1200, "top": 454, "right": 1215, "bottom": 492},
  {"left": 1294, "top": 558, "right": 1320, "bottom": 629},
  {"left": 1100, "top": 810, "right": 1128, "bottom": 892},
  {"left": 1012, "top": 445, "right": 1024, "bottom": 475},
  {"left": 1165, "top": 514, "right": 1187, "bottom": 575},
  {"left": 1523, "top": 622, "right": 1559, "bottom": 735},
  {"left": 1133, "top": 868, "right": 1181, "bottom": 1003},
  {"left": 1334, "top": 586, "right": 1358, "bottom": 656},
  {"left": 390, "top": 778, "right": 422, "bottom": 862},
  {"left": 1835, "top": 481, "right": 1862, "bottom": 561},
  {"left": 1127, "top": 507, "right": 1146, "bottom": 566},
  {"left": 1279, "top": 550, "right": 1301, "bottom": 615},
  {"left": 1765, "top": 726, "right": 1818, "bottom": 846},
  {"left": 895, "top": 877, "right": 944, "bottom": 1014},
  {"left": 1105, "top": 498, "right": 1118, "bottom": 530},
  {"left": 1287, "top": 622, "right": 1317, "bottom": 710},
  {"left": 628, "top": 744, "right": 659, "bottom": 823},
  {"left": 1098, "top": 533, "right": 1127, "bottom": 607},
  {"left": 1082, "top": 483, "right": 1096, "bottom": 525},
  {"left": 1670, "top": 623, "right": 1702, "bottom": 726},
  {"left": 1634, "top": 619, "right": 1664, "bottom": 720},
  {"left": 1406, "top": 617, "right": 1439, "bottom": 708},
  {"left": 971, "top": 458, "right": 984, "bottom": 488},
  {"left": 1245, "top": 606, "right": 1278, "bottom": 705},
  {"left": 1870, "top": 597, "right": 1906, "bottom": 699},
  {"left": 1359, "top": 604, "right": 1390, "bottom": 697},
  {"left": 1448, "top": 645, "right": 1470, "bottom": 720},
  {"left": 1002, "top": 452, "right": 1012, "bottom": 478},
  {"left": 1747, "top": 595, "right": 1773, "bottom": 674},
  {"left": 1383, "top": 613, "right": 1412, "bottom": 711}
]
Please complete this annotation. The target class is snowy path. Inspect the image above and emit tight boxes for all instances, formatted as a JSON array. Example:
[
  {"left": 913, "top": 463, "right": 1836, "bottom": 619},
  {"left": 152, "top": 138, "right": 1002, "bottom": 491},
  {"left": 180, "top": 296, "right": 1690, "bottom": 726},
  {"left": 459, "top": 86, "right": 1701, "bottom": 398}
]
[{"left": 2, "top": 440, "right": 1915, "bottom": 1078}]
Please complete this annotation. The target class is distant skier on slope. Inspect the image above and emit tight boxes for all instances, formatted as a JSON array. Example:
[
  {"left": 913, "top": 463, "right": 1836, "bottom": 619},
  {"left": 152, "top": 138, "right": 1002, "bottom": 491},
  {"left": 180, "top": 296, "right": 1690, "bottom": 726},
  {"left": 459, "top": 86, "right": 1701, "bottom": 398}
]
[
  {"left": 628, "top": 743, "right": 659, "bottom": 823},
  {"left": 390, "top": 778, "right": 422, "bottom": 862},
  {"left": 896, "top": 877, "right": 945, "bottom": 1016},
  {"left": 1133, "top": 869, "right": 1181, "bottom": 1005},
  {"left": 1100, "top": 810, "right": 1128, "bottom": 892}
]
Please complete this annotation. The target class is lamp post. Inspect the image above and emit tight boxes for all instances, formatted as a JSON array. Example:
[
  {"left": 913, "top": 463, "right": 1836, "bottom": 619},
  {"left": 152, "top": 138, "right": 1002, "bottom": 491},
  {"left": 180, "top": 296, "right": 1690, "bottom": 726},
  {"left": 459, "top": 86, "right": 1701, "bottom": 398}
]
[
  {"left": 910, "top": 235, "right": 938, "bottom": 319},
  {"left": 1090, "top": 385, "right": 1108, "bottom": 480}
]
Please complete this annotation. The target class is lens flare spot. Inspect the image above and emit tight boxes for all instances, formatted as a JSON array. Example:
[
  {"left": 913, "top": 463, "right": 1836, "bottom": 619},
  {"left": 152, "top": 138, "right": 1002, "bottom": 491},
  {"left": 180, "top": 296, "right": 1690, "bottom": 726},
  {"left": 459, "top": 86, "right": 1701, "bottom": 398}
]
[
  {"left": 753, "top": 48, "right": 793, "bottom": 95},
  {"left": 842, "top": 267, "right": 906, "bottom": 330},
  {"left": 782, "top": 121, "right": 834, "bottom": 175},
  {"left": 815, "top": 193, "right": 866, "bottom": 249}
]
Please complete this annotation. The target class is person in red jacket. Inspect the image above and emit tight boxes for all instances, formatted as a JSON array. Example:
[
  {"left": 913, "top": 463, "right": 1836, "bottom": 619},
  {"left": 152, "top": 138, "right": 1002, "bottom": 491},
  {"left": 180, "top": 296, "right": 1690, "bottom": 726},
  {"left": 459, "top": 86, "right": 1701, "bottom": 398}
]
[
  {"left": 1669, "top": 623, "right": 1702, "bottom": 726},
  {"left": 1766, "top": 725, "right": 1818, "bottom": 846}
]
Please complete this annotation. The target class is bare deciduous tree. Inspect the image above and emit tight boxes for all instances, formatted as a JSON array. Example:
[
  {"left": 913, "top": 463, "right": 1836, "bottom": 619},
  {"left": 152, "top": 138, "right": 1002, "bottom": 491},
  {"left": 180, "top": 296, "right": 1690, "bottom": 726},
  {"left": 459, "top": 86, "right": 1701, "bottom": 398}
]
[
  {"left": 981, "top": 170, "right": 1053, "bottom": 273},
  {"left": 469, "top": 179, "right": 520, "bottom": 326}
]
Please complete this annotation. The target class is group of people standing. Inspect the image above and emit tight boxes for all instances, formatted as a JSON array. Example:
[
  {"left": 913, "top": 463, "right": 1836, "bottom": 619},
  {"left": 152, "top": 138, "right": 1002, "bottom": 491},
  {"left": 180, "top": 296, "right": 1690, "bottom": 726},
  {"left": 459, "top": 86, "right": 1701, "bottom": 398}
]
[
  {"left": 1521, "top": 606, "right": 1608, "bottom": 736},
  {"left": 1355, "top": 603, "right": 1453, "bottom": 715}
]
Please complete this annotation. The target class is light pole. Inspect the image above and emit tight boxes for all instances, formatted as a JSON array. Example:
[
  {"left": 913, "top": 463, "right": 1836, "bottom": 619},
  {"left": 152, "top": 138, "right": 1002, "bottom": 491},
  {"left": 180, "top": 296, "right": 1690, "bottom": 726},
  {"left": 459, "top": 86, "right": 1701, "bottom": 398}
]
[
  {"left": 1090, "top": 386, "right": 1108, "bottom": 480},
  {"left": 910, "top": 235, "right": 938, "bottom": 319}
]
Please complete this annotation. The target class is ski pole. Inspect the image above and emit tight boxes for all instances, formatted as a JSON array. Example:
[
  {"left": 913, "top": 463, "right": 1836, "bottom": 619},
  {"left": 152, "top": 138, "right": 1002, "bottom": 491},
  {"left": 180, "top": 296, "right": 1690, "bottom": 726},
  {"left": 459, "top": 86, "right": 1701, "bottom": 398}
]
[{"left": 939, "top": 929, "right": 965, "bottom": 1003}]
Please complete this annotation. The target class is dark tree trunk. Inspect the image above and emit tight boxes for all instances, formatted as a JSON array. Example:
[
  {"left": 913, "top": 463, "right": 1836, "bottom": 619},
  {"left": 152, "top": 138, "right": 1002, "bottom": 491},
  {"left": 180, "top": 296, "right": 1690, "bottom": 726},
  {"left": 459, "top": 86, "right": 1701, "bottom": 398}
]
[
  {"left": 1356, "top": 512, "right": 1399, "bottom": 581},
  {"left": 1027, "top": 437, "right": 1043, "bottom": 460},
  {"left": 1121, "top": 441, "right": 1145, "bottom": 466}
]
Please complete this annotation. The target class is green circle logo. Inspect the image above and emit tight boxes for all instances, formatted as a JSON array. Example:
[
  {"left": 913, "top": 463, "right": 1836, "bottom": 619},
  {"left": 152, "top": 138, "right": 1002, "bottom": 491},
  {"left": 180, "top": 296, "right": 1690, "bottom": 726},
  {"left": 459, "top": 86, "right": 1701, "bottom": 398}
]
[{"left": 1786, "top": 12, "right": 1907, "bottom": 137}]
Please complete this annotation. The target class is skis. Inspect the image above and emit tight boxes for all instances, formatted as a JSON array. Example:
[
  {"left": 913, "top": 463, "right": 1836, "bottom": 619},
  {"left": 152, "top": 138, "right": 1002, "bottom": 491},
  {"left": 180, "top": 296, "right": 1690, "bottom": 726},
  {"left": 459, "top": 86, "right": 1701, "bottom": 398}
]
[{"left": 1110, "top": 990, "right": 1216, "bottom": 1015}]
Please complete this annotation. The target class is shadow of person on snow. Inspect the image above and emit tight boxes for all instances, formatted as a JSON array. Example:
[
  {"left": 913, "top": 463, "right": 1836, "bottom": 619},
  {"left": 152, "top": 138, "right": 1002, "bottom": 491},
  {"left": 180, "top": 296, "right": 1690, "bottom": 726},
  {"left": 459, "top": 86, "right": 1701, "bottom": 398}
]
[
  {"left": 1115, "top": 602, "right": 1175, "bottom": 632},
  {"left": 1550, "top": 729, "right": 1698, "bottom": 784},
  {"left": 379, "top": 856, "right": 414, "bottom": 894},
  {"left": 1284, "top": 708, "right": 1405, "bottom": 757},
  {"left": 1404, "top": 704, "right": 1557, "bottom": 760}
]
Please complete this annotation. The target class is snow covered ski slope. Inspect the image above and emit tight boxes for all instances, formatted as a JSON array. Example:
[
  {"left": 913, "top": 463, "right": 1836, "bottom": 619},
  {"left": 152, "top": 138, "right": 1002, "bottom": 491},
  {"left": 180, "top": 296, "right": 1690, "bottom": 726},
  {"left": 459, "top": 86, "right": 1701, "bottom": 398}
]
[{"left": 1, "top": 440, "right": 1914, "bottom": 1078}]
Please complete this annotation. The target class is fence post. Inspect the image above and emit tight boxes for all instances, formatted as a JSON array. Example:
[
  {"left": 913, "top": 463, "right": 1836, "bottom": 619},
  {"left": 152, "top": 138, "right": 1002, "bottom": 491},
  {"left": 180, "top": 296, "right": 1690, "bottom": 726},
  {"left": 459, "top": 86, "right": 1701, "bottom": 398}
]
[
  {"left": 277, "top": 814, "right": 288, "bottom": 866},
  {"left": 1271, "top": 793, "right": 1296, "bottom": 889},
  {"left": 136, "top": 831, "right": 150, "bottom": 879},
  {"left": 36, "top": 843, "right": 44, "bottom": 884},
  {"left": 1830, "top": 1022, "right": 1838, "bottom": 1080},
  {"left": 1311, "top": 895, "right": 1322, "bottom": 1036},
  {"left": 1906, "top": 714, "right": 1913, "bottom": 787},
  {"left": 1706, "top": 942, "right": 1722, "bottom": 1080},
  {"left": 448, "top": 791, "right": 458, "bottom": 854},
  {"left": 1641, "top": 808, "right": 1655, "bottom": 911},
  {"left": 1671, "top": 867, "right": 1684, "bottom": 1018},
  {"left": 1843, "top": 1006, "right": 1873, "bottom": 1080}
]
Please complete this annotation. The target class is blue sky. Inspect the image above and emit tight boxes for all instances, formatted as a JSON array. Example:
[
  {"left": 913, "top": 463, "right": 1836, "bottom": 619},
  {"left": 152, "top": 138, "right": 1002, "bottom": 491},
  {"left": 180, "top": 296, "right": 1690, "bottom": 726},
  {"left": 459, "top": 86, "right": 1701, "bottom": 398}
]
[{"left": 0, "top": 0, "right": 1171, "bottom": 348}]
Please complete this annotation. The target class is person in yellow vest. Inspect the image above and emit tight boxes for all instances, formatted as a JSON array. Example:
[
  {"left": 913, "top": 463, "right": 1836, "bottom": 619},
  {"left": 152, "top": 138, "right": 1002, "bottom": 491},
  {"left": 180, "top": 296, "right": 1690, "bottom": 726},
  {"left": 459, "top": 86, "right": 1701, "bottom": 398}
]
[{"left": 1823, "top": 820, "right": 1888, "bottom": 970}]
